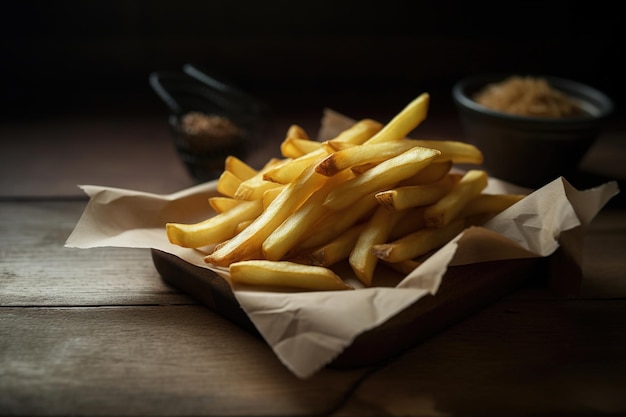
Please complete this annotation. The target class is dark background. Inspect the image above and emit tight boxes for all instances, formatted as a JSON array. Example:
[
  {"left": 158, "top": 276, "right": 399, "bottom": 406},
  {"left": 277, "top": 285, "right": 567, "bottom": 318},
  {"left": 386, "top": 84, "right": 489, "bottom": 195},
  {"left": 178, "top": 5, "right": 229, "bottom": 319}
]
[{"left": 1, "top": 1, "right": 623, "bottom": 122}]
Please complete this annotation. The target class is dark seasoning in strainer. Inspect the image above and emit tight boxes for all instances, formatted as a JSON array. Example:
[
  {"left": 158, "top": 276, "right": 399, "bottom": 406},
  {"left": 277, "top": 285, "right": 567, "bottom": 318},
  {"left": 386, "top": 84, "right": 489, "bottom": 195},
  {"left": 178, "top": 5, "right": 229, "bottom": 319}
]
[{"left": 150, "top": 64, "right": 268, "bottom": 182}]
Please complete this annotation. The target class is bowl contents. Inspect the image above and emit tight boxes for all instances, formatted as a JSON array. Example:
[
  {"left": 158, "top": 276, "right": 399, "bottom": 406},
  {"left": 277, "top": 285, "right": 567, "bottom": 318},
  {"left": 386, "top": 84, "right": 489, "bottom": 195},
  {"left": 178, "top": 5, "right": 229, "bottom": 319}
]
[
  {"left": 473, "top": 76, "right": 584, "bottom": 118},
  {"left": 171, "top": 111, "right": 249, "bottom": 182},
  {"left": 180, "top": 111, "right": 246, "bottom": 149},
  {"left": 165, "top": 93, "right": 527, "bottom": 292}
]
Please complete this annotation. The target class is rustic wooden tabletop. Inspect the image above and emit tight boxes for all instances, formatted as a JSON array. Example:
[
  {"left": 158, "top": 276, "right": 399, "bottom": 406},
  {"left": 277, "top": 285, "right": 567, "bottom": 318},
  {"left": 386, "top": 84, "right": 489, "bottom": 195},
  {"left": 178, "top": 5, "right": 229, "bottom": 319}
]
[{"left": 1, "top": 91, "right": 625, "bottom": 416}]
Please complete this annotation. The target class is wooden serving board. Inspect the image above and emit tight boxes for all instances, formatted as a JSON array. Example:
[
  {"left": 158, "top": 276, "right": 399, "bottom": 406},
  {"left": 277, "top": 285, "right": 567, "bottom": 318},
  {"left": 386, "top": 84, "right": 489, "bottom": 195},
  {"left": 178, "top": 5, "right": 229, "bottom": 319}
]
[{"left": 151, "top": 249, "right": 566, "bottom": 369}]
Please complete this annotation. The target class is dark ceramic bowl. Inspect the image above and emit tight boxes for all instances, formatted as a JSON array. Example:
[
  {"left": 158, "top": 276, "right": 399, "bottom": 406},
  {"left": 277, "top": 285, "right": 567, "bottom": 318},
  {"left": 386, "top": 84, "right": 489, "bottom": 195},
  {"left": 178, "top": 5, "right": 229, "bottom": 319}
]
[{"left": 452, "top": 74, "right": 614, "bottom": 189}]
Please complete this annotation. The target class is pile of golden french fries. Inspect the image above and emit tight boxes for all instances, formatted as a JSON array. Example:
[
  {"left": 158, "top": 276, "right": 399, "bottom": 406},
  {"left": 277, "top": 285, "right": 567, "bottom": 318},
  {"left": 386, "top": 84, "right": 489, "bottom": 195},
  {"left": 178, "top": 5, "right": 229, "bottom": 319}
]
[{"left": 166, "top": 93, "right": 526, "bottom": 291}]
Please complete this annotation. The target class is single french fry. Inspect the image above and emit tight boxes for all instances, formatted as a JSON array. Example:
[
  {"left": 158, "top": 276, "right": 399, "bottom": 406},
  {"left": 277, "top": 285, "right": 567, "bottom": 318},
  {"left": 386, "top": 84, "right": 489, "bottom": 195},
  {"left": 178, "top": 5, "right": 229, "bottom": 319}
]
[
  {"left": 286, "top": 124, "right": 310, "bottom": 140},
  {"left": 229, "top": 260, "right": 354, "bottom": 291},
  {"left": 363, "top": 93, "right": 430, "bottom": 144},
  {"left": 208, "top": 196, "right": 247, "bottom": 213},
  {"left": 225, "top": 155, "right": 257, "bottom": 180},
  {"left": 263, "top": 148, "right": 329, "bottom": 185},
  {"left": 281, "top": 138, "right": 305, "bottom": 159},
  {"left": 262, "top": 186, "right": 284, "bottom": 208},
  {"left": 326, "top": 118, "right": 384, "bottom": 146},
  {"left": 423, "top": 169, "right": 489, "bottom": 228},
  {"left": 375, "top": 174, "right": 461, "bottom": 210},
  {"left": 383, "top": 259, "right": 422, "bottom": 275},
  {"left": 388, "top": 207, "right": 428, "bottom": 240},
  {"left": 404, "top": 139, "right": 484, "bottom": 165},
  {"left": 316, "top": 140, "right": 422, "bottom": 177},
  {"left": 323, "top": 146, "right": 441, "bottom": 211},
  {"left": 205, "top": 160, "right": 328, "bottom": 267},
  {"left": 280, "top": 137, "right": 323, "bottom": 158},
  {"left": 397, "top": 159, "right": 453, "bottom": 186},
  {"left": 349, "top": 206, "right": 406, "bottom": 286},
  {"left": 216, "top": 170, "right": 241, "bottom": 198},
  {"left": 307, "top": 224, "right": 367, "bottom": 267},
  {"left": 167, "top": 199, "right": 264, "bottom": 248},
  {"left": 211, "top": 238, "right": 264, "bottom": 262},
  {"left": 349, "top": 162, "right": 378, "bottom": 176},
  {"left": 372, "top": 217, "right": 466, "bottom": 263},
  {"left": 236, "top": 220, "right": 253, "bottom": 233},
  {"left": 350, "top": 156, "right": 453, "bottom": 181}
]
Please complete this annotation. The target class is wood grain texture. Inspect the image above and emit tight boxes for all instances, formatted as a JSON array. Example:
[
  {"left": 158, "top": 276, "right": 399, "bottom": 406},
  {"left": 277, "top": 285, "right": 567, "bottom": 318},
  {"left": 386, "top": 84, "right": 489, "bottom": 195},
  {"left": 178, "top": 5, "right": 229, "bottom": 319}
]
[
  {"left": 0, "top": 201, "right": 189, "bottom": 306},
  {"left": 0, "top": 306, "right": 368, "bottom": 416}
]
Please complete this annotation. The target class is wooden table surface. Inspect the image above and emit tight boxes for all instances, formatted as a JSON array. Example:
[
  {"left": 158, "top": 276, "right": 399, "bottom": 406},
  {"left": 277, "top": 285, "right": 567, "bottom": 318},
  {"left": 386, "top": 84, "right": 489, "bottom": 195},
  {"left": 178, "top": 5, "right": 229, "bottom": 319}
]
[{"left": 1, "top": 91, "right": 625, "bottom": 417}]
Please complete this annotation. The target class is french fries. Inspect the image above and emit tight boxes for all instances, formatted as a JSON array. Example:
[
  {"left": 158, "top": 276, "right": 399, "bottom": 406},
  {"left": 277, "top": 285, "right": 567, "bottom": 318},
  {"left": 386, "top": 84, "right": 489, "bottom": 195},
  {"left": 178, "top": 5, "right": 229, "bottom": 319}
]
[
  {"left": 423, "top": 169, "right": 488, "bottom": 228},
  {"left": 234, "top": 161, "right": 284, "bottom": 200},
  {"left": 205, "top": 161, "right": 328, "bottom": 267},
  {"left": 263, "top": 119, "right": 385, "bottom": 185},
  {"left": 165, "top": 93, "right": 528, "bottom": 291},
  {"left": 316, "top": 140, "right": 426, "bottom": 177},
  {"left": 322, "top": 146, "right": 441, "bottom": 211},
  {"left": 371, "top": 217, "right": 467, "bottom": 263},
  {"left": 349, "top": 206, "right": 406, "bottom": 286},
  {"left": 294, "top": 192, "right": 380, "bottom": 252},
  {"left": 262, "top": 169, "right": 354, "bottom": 261}
]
